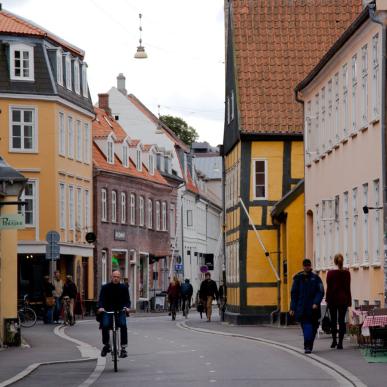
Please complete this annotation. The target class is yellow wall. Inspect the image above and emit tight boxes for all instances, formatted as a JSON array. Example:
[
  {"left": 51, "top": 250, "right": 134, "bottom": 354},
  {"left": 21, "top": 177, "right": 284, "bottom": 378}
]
[{"left": 291, "top": 142, "right": 304, "bottom": 180}]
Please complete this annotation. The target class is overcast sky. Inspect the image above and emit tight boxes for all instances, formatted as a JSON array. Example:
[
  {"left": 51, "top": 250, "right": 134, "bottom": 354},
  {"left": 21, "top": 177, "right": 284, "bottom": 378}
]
[{"left": 3, "top": 0, "right": 225, "bottom": 146}]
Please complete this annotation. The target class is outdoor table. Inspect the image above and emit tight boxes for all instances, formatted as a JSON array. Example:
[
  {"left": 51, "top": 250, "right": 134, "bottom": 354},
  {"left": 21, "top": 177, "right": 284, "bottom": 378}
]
[
  {"left": 352, "top": 309, "right": 369, "bottom": 325},
  {"left": 361, "top": 315, "right": 387, "bottom": 337}
]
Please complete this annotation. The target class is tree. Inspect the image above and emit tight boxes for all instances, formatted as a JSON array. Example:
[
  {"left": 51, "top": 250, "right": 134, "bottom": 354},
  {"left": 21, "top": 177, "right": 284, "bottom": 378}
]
[{"left": 159, "top": 115, "right": 199, "bottom": 146}]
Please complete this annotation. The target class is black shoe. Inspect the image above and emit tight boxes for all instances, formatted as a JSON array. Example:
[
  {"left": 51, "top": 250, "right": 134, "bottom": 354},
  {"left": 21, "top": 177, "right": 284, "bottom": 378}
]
[
  {"left": 304, "top": 348, "right": 312, "bottom": 354},
  {"left": 330, "top": 340, "right": 337, "bottom": 348},
  {"left": 337, "top": 342, "right": 343, "bottom": 350},
  {"left": 101, "top": 345, "right": 111, "bottom": 357},
  {"left": 119, "top": 348, "right": 128, "bottom": 358}
]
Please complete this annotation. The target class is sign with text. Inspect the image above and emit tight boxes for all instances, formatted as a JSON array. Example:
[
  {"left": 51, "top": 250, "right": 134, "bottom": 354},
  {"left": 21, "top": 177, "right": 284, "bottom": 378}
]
[
  {"left": 0, "top": 214, "right": 25, "bottom": 229},
  {"left": 114, "top": 230, "right": 126, "bottom": 241}
]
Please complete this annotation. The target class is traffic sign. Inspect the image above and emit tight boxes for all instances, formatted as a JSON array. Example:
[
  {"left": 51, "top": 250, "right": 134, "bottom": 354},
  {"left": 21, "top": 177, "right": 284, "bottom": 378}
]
[
  {"left": 175, "top": 264, "right": 183, "bottom": 271},
  {"left": 85, "top": 232, "right": 96, "bottom": 243},
  {"left": 200, "top": 265, "right": 208, "bottom": 273},
  {"left": 46, "top": 230, "right": 60, "bottom": 243},
  {"left": 46, "top": 230, "right": 60, "bottom": 260}
]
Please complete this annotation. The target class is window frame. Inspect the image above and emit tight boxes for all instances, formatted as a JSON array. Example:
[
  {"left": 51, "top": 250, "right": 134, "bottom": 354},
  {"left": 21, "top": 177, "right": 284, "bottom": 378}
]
[
  {"left": 107, "top": 137, "right": 114, "bottom": 164},
  {"left": 83, "top": 122, "right": 90, "bottom": 164},
  {"left": 161, "top": 201, "right": 167, "bottom": 231},
  {"left": 156, "top": 201, "right": 161, "bottom": 230},
  {"left": 82, "top": 63, "right": 88, "bottom": 97},
  {"left": 59, "top": 112, "right": 65, "bottom": 156},
  {"left": 56, "top": 49, "right": 63, "bottom": 86},
  {"left": 147, "top": 199, "right": 153, "bottom": 229},
  {"left": 136, "top": 149, "right": 142, "bottom": 171},
  {"left": 121, "top": 192, "right": 127, "bottom": 224},
  {"left": 59, "top": 182, "right": 66, "bottom": 229},
  {"left": 85, "top": 189, "right": 90, "bottom": 229},
  {"left": 139, "top": 196, "right": 145, "bottom": 226},
  {"left": 19, "top": 180, "right": 37, "bottom": 227},
  {"left": 76, "top": 187, "right": 83, "bottom": 231},
  {"left": 9, "top": 106, "right": 37, "bottom": 152},
  {"left": 130, "top": 194, "right": 136, "bottom": 225},
  {"left": 65, "top": 54, "right": 72, "bottom": 90},
  {"left": 74, "top": 59, "right": 80, "bottom": 95},
  {"left": 111, "top": 190, "right": 117, "bottom": 223},
  {"left": 10, "top": 43, "right": 34, "bottom": 81},
  {"left": 76, "top": 120, "right": 82, "bottom": 162},
  {"left": 252, "top": 159, "right": 267, "bottom": 200},
  {"left": 69, "top": 185, "right": 75, "bottom": 230},
  {"left": 67, "top": 116, "right": 74, "bottom": 159},
  {"left": 101, "top": 188, "right": 107, "bottom": 222}
]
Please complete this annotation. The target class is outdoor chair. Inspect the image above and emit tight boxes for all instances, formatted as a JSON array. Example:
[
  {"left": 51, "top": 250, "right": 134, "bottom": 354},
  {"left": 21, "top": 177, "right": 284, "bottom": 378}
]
[{"left": 369, "top": 327, "right": 387, "bottom": 356}]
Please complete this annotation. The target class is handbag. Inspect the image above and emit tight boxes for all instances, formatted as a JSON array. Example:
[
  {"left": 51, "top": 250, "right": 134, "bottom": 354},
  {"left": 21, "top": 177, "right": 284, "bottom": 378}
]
[
  {"left": 321, "top": 309, "right": 331, "bottom": 334},
  {"left": 45, "top": 296, "right": 55, "bottom": 307}
]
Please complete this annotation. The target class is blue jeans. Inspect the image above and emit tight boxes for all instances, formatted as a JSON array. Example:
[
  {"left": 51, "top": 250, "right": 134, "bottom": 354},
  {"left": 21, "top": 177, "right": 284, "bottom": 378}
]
[
  {"left": 101, "top": 311, "right": 127, "bottom": 346},
  {"left": 301, "top": 314, "right": 319, "bottom": 350}
]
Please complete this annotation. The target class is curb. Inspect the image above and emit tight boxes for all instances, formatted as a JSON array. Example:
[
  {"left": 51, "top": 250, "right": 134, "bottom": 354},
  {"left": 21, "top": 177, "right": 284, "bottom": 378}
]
[{"left": 178, "top": 321, "right": 367, "bottom": 387}]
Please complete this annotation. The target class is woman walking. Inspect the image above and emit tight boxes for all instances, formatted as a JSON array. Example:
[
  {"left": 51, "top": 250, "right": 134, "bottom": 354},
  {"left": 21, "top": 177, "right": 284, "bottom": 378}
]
[
  {"left": 326, "top": 253, "right": 351, "bottom": 350},
  {"left": 167, "top": 276, "right": 181, "bottom": 321}
]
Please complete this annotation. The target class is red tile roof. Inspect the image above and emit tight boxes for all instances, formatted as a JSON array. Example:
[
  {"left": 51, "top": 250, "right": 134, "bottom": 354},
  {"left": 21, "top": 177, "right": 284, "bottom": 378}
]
[
  {"left": 230, "top": 0, "right": 363, "bottom": 134},
  {"left": 93, "top": 107, "right": 128, "bottom": 141},
  {"left": 0, "top": 9, "right": 84, "bottom": 57}
]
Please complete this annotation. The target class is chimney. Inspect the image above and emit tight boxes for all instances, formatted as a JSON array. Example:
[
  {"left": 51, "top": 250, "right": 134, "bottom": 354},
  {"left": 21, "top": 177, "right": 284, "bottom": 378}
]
[
  {"left": 98, "top": 93, "right": 111, "bottom": 114},
  {"left": 117, "top": 73, "right": 127, "bottom": 95}
]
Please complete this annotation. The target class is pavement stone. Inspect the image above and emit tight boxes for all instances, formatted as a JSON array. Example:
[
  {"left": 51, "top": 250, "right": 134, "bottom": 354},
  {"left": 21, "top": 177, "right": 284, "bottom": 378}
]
[{"left": 186, "top": 318, "right": 387, "bottom": 387}]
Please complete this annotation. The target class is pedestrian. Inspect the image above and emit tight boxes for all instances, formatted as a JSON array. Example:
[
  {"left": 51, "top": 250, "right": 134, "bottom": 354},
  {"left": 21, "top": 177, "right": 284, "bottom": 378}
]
[
  {"left": 43, "top": 275, "right": 55, "bottom": 324},
  {"left": 123, "top": 277, "right": 132, "bottom": 310},
  {"left": 167, "top": 275, "right": 181, "bottom": 320},
  {"left": 326, "top": 253, "right": 351, "bottom": 350},
  {"left": 62, "top": 275, "right": 77, "bottom": 325},
  {"left": 199, "top": 272, "right": 219, "bottom": 322},
  {"left": 52, "top": 270, "right": 64, "bottom": 324},
  {"left": 180, "top": 278, "right": 193, "bottom": 317},
  {"left": 289, "top": 258, "right": 324, "bottom": 354},
  {"left": 98, "top": 271, "right": 130, "bottom": 358}
]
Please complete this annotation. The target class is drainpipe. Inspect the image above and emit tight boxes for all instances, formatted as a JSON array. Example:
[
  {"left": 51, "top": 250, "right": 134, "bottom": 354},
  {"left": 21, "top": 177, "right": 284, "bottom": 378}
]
[
  {"left": 220, "top": 145, "right": 227, "bottom": 315},
  {"left": 370, "top": 4, "right": 387, "bottom": 306}
]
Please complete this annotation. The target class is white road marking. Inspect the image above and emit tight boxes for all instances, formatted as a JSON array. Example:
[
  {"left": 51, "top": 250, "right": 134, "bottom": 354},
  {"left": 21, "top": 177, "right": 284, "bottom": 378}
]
[
  {"left": 210, "top": 379, "right": 217, "bottom": 383},
  {"left": 205, "top": 362, "right": 212, "bottom": 366},
  {"left": 209, "top": 370, "right": 216, "bottom": 373}
]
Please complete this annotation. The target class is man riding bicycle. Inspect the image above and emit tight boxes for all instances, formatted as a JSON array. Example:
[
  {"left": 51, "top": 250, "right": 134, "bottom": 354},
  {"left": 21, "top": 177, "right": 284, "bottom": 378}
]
[
  {"left": 98, "top": 271, "right": 130, "bottom": 358},
  {"left": 180, "top": 278, "right": 193, "bottom": 317}
]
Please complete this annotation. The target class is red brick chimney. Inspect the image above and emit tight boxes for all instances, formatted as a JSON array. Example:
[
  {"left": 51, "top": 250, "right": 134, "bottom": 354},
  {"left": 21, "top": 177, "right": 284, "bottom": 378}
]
[{"left": 98, "top": 93, "right": 111, "bottom": 114}]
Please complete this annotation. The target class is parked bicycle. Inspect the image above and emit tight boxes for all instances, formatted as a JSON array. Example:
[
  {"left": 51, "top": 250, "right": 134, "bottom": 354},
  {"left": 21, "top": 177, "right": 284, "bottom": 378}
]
[{"left": 18, "top": 295, "right": 37, "bottom": 328}]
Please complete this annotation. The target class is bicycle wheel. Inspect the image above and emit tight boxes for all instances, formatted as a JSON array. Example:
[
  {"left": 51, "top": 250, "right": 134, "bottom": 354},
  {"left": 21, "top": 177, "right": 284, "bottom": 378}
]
[
  {"left": 112, "top": 329, "right": 118, "bottom": 372},
  {"left": 19, "top": 307, "right": 37, "bottom": 328}
]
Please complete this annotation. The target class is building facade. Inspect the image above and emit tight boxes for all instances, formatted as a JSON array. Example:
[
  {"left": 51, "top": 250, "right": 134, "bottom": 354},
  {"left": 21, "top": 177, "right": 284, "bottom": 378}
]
[
  {"left": 295, "top": 1, "right": 387, "bottom": 307},
  {"left": 0, "top": 8, "right": 95, "bottom": 303},
  {"left": 223, "top": 0, "right": 363, "bottom": 324}
]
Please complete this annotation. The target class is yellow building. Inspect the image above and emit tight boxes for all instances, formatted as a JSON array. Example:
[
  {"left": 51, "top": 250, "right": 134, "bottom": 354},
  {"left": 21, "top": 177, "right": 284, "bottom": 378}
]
[
  {"left": 223, "top": 1, "right": 363, "bottom": 324},
  {"left": 0, "top": 9, "right": 95, "bottom": 308}
]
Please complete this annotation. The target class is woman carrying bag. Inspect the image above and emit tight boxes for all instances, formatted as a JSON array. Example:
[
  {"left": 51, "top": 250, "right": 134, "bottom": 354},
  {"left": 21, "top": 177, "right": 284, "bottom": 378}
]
[{"left": 326, "top": 253, "right": 352, "bottom": 350}]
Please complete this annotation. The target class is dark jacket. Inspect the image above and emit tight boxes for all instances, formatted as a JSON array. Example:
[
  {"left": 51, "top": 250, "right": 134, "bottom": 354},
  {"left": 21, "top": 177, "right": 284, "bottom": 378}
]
[
  {"left": 62, "top": 281, "right": 77, "bottom": 299},
  {"left": 181, "top": 283, "right": 193, "bottom": 298},
  {"left": 43, "top": 281, "right": 55, "bottom": 298},
  {"left": 167, "top": 282, "right": 181, "bottom": 301},
  {"left": 98, "top": 282, "right": 130, "bottom": 311},
  {"left": 200, "top": 279, "right": 219, "bottom": 300},
  {"left": 290, "top": 271, "right": 324, "bottom": 322},
  {"left": 326, "top": 269, "right": 351, "bottom": 307}
]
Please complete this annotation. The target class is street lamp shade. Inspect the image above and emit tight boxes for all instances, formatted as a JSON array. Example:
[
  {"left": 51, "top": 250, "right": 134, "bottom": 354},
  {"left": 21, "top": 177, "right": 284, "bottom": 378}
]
[
  {"left": 0, "top": 156, "right": 27, "bottom": 197},
  {"left": 134, "top": 45, "right": 148, "bottom": 59}
]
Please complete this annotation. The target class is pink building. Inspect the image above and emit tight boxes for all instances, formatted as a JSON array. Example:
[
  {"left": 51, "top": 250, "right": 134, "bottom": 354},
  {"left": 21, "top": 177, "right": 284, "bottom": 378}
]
[{"left": 295, "top": 1, "right": 387, "bottom": 308}]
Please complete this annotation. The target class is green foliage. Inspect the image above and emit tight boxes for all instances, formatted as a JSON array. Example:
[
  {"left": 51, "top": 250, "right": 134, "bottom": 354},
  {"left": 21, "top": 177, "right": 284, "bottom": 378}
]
[{"left": 159, "top": 115, "right": 199, "bottom": 146}]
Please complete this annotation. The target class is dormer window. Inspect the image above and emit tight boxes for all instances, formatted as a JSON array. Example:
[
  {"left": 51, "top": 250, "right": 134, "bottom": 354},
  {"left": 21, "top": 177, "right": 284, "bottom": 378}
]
[
  {"left": 136, "top": 149, "right": 142, "bottom": 171},
  {"left": 74, "top": 60, "right": 80, "bottom": 94},
  {"left": 65, "top": 54, "right": 72, "bottom": 90},
  {"left": 122, "top": 144, "right": 128, "bottom": 167},
  {"left": 149, "top": 153, "right": 155, "bottom": 175},
  {"left": 56, "top": 49, "right": 63, "bottom": 86},
  {"left": 10, "top": 43, "right": 34, "bottom": 81},
  {"left": 107, "top": 137, "right": 114, "bottom": 164},
  {"left": 82, "top": 63, "right": 88, "bottom": 97}
]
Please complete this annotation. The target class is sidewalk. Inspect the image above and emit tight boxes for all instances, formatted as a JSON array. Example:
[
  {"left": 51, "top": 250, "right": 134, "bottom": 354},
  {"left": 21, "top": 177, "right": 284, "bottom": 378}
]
[
  {"left": 0, "top": 322, "right": 82, "bottom": 385},
  {"left": 186, "top": 318, "right": 387, "bottom": 387}
]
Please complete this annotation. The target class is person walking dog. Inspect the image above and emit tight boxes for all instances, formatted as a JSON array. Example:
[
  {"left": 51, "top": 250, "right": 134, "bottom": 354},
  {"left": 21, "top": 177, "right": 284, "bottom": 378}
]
[
  {"left": 326, "top": 253, "right": 351, "bottom": 350},
  {"left": 290, "top": 258, "right": 324, "bottom": 354}
]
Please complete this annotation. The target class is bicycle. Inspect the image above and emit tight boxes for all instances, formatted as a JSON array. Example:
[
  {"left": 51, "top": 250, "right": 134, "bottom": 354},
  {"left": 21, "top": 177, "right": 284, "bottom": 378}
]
[
  {"left": 104, "top": 310, "right": 126, "bottom": 372},
  {"left": 182, "top": 296, "right": 191, "bottom": 318},
  {"left": 18, "top": 295, "right": 37, "bottom": 328}
]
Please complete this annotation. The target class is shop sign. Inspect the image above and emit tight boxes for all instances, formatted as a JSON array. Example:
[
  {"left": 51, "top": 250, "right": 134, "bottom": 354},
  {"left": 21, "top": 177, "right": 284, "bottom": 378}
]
[
  {"left": 0, "top": 214, "right": 25, "bottom": 229},
  {"left": 114, "top": 230, "right": 126, "bottom": 241}
]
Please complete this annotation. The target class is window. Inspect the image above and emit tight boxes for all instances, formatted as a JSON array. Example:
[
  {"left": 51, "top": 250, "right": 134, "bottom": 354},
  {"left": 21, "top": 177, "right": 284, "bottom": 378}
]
[
  {"left": 10, "top": 107, "right": 36, "bottom": 151},
  {"left": 170, "top": 204, "right": 176, "bottom": 237},
  {"left": 82, "top": 63, "right": 88, "bottom": 97},
  {"left": 19, "top": 181, "right": 36, "bottom": 226},
  {"left": 101, "top": 188, "right": 107, "bottom": 222},
  {"left": 334, "top": 195, "right": 340, "bottom": 255},
  {"left": 111, "top": 190, "right": 117, "bottom": 223},
  {"left": 136, "top": 149, "right": 142, "bottom": 171},
  {"left": 56, "top": 49, "right": 63, "bottom": 86},
  {"left": 85, "top": 189, "right": 90, "bottom": 229},
  {"left": 59, "top": 112, "right": 65, "bottom": 155},
  {"left": 372, "top": 34, "right": 380, "bottom": 119},
  {"left": 68, "top": 116, "right": 74, "bottom": 158},
  {"left": 315, "top": 204, "right": 321, "bottom": 269},
  {"left": 65, "top": 54, "right": 72, "bottom": 90},
  {"left": 147, "top": 199, "right": 153, "bottom": 229},
  {"left": 156, "top": 201, "right": 161, "bottom": 230},
  {"left": 373, "top": 180, "right": 381, "bottom": 263},
  {"left": 101, "top": 250, "right": 107, "bottom": 285},
  {"left": 351, "top": 55, "right": 357, "bottom": 133},
  {"left": 121, "top": 192, "right": 126, "bottom": 223},
  {"left": 139, "top": 196, "right": 145, "bottom": 226},
  {"left": 76, "top": 120, "right": 82, "bottom": 161},
  {"left": 334, "top": 73, "right": 340, "bottom": 142},
  {"left": 77, "top": 187, "right": 83, "bottom": 230},
  {"left": 352, "top": 188, "right": 358, "bottom": 265},
  {"left": 59, "top": 183, "right": 66, "bottom": 229},
  {"left": 342, "top": 63, "right": 349, "bottom": 137},
  {"left": 69, "top": 185, "right": 75, "bottom": 230},
  {"left": 321, "top": 87, "right": 326, "bottom": 152},
  {"left": 327, "top": 80, "right": 333, "bottom": 147},
  {"left": 10, "top": 43, "right": 34, "bottom": 81},
  {"left": 187, "top": 209, "right": 193, "bottom": 227},
  {"left": 253, "top": 160, "right": 266, "bottom": 199},
  {"left": 130, "top": 194, "right": 136, "bottom": 225},
  {"left": 122, "top": 144, "right": 128, "bottom": 167},
  {"left": 107, "top": 137, "right": 114, "bottom": 164},
  {"left": 343, "top": 192, "right": 349, "bottom": 266},
  {"left": 363, "top": 184, "right": 369, "bottom": 263},
  {"left": 149, "top": 154, "right": 154, "bottom": 175},
  {"left": 231, "top": 90, "right": 235, "bottom": 121},
  {"left": 162, "top": 202, "right": 167, "bottom": 231},
  {"left": 84, "top": 123, "right": 90, "bottom": 164},
  {"left": 74, "top": 60, "right": 80, "bottom": 94},
  {"left": 361, "top": 45, "right": 368, "bottom": 127}
]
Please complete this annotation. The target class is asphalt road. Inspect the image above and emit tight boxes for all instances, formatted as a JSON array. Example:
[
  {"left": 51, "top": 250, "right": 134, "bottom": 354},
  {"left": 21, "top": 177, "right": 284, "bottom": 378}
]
[{"left": 49, "top": 312, "right": 346, "bottom": 387}]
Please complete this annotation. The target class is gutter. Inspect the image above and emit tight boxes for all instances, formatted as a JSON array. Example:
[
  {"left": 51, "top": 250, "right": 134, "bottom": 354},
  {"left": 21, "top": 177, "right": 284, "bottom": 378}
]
[{"left": 369, "top": 3, "right": 387, "bottom": 306}]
